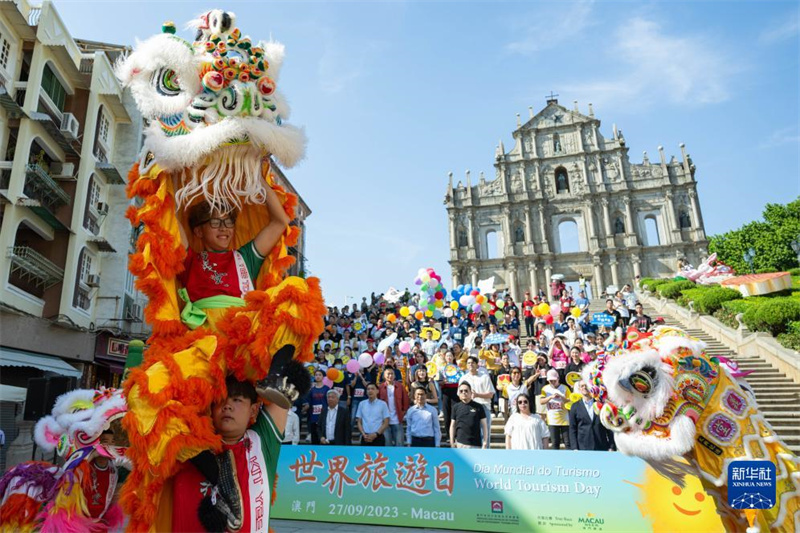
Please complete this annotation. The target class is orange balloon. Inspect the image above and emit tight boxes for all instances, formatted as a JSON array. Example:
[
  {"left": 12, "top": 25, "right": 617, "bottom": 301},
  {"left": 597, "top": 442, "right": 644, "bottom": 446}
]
[
  {"left": 326, "top": 368, "right": 338, "bottom": 381},
  {"left": 387, "top": 313, "right": 397, "bottom": 323},
  {"left": 414, "top": 311, "right": 424, "bottom": 320},
  {"left": 533, "top": 306, "right": 542, "bottom": 317},
  {"left": 476, "top": 295, "right": 485, "bottom": 304}
]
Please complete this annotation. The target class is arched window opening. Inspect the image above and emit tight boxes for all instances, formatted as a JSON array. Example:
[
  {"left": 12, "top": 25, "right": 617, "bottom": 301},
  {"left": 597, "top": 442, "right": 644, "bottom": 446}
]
[
  {"left": 645, "top": 217, "right": 660, "bottom": 246},
  {"left": 485, "top": 230, "right": 499, "bottom": 259},
  {"left": 514, "top": 224, "right": 525, "bottom": 243},
  {"left": 73, "top": 247, "right": 94, "bottom": 311},
  {"left": 679, "top": 211, "right": 691, "bottom": 229},
  {"left": 555, "top": 167, "right": 569, "bottom": 193},
  {"left": 83, "top": 174, "right": 103, "bottom": 234},
  {"left": 557, "top": 219, "right": 580, "bottom": 253},
  {"left": 613, "top": 216, "right": 625, "bottom": 234}
]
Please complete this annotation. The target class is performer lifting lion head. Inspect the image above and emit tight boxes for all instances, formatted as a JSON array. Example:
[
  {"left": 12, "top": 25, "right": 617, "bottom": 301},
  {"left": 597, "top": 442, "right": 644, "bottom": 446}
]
[{"left": 115, "top": 9, "right": 325, "bottom": 532}]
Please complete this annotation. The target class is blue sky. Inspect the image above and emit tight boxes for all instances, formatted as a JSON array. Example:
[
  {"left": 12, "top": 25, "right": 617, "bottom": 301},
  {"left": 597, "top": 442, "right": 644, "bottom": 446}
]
[{"left": 55, "top": 0, "right": 800, "bottom": 307}]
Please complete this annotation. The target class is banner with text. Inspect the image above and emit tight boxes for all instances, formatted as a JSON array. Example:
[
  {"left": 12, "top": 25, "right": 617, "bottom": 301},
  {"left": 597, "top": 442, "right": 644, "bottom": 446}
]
[{"left": 273, "top": 446, "right": 723, "bottom": 532}]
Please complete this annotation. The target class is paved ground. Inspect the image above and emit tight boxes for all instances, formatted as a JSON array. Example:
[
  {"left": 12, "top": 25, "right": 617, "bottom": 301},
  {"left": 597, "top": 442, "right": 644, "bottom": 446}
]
[{"left": 273, "top": 520, "right": 445, "bottom": 532}]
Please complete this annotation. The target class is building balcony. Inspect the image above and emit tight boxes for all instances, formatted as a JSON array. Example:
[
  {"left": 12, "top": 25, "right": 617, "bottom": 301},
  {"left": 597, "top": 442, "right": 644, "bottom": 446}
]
[
  {"left": 24, "top": 163, "right": 70, "bottom": 209},
  {"left": 7, "top": 245, "right": 65, "bottom": 291}
]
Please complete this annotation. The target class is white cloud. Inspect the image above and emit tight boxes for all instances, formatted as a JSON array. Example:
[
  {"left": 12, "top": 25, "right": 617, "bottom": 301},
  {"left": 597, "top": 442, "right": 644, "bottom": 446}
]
[
  {"left": 560, "top": 17, "right": 740, "bottom": 110},
  {"left": 318, "top": 44, "right": 364, "bottom": 93},
  {"left": 758, "top": 125, "right": 800, "bottom": 149},
  {"left": 505, "top": 0, "right": 595, "bottom": 54},
  {"left": 758, "top": 17, "right": 799, "bottom": 44}
]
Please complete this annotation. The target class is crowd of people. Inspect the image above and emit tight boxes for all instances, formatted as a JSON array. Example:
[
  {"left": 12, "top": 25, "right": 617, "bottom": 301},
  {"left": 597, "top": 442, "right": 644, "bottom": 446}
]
[{"left": 290, "top": 281, "right": 654, "bottom": 451}]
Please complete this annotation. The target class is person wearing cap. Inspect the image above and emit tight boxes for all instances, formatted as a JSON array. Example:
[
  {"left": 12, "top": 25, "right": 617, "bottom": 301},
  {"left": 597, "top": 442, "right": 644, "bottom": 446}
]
[
  {"left": 504, "top": 308, "right": 520, "bottom": 337},
  {"left": 538, "top": 369, "right": 570, "bottom": 450},
  {"left": 447, "top": 316, "right": 466, "bottom": 346},
  {"left": 575, "top": 290, "right": 590, "bottom": 314}
]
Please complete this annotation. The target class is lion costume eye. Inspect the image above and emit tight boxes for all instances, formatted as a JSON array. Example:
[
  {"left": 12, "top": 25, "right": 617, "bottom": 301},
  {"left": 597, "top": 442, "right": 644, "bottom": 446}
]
[
  {"left": 153, "top": 68, "right": 181, "bottom": 96},
  {"left": 628, "top": 366, "right": 657, "bottom": 396}
]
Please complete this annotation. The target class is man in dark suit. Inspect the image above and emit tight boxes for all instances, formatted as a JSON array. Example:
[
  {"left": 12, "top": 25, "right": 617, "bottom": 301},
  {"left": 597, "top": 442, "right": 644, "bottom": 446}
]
[
  {"left": 569, "top": 381, "right": 616, "bottom": 451},
  {"left": 316, "top": 390, "right": 351, "bottom": 445}
]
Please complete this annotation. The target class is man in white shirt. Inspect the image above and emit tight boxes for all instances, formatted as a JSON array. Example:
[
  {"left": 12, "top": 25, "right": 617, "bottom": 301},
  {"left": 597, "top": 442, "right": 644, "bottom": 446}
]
[
  {"left": 356, "top": 383, "right": 390, "bottom": 446},
  {"left": 405, "top": 388, "right": 441, "bottom": 447},
  {"left": 459, "top": 356, "right": 495, "bottom": 442},
  {"left": 282, "top": 407, "right": 300, "bottom": 445},
  {"left": 421, "top": 330, "right": 438, "bottom": 357}
]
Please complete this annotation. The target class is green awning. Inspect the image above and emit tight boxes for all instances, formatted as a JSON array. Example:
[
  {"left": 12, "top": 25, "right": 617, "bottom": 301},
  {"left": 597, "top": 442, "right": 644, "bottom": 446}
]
[{"left": 0, "top": 346, "right": 82, "bottom": 378}]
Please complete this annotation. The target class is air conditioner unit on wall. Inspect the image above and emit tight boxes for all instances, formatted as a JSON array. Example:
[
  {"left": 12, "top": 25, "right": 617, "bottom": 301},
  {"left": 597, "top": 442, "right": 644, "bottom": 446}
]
[
  {"left": 86, "top": 274, "right": 101, "bottom": 287},
  {"left": 50, "top": 161, "right": 75, "bottom": 179},
  {"left": 129, "top": 303, "right": 142, "bottom": 320},
  {"left": 60, "top": 112, "right": 80, "bottom": 141}
]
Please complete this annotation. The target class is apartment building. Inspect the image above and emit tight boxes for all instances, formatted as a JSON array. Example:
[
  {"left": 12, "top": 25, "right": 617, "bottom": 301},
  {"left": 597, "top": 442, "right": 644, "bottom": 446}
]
[{"left": 0, "top": 0, "right": 145, "bottom": 397}]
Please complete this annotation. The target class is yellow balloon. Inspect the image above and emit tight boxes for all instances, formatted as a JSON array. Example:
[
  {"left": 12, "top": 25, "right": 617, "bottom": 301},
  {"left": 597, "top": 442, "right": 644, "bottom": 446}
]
[
  {"left": 424, "top": 309, "right": 434, "bottom": 317},
  {"left": 496, "top": 300, "right": 505, "bottom": 309},
  {"left": 400, "top": 306, "right": 410, "bottom": 317},
  {"left": 539, "top": 303, "right": 550, "bottom": 315},
  {"left": 450, "top": 301, "right": 459, "bottom": 310},
  {"left": 333, "top": 370, "right": 345, "bottom": 383},
  {"left": 434, "top": 300, "right": 444, "bottom": 308},
  {"left": 571, "top": 307, "right": 582, "bottom": 318}
]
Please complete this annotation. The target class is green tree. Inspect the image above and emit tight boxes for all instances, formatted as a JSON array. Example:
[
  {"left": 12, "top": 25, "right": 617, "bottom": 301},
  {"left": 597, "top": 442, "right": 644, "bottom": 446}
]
[{"left": 709, "top": 197, "right": 800, "bottom": 273}]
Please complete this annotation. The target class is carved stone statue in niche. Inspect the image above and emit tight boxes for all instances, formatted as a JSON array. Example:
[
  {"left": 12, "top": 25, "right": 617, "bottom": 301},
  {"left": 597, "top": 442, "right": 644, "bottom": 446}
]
[
  {"left": 614, "top": 217, "right": 625, "bottom": 234},
  {"left": 679, "top": 211, "right": 691, "bottom": 229},
  {"left": 514, "top": 225, "right": 525, "bottom": 243}
]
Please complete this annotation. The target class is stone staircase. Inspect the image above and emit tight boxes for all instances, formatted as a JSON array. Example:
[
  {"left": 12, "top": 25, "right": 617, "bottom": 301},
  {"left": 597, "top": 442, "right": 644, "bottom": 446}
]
[
  {"left": 632, "top": 299, "right": 800, "bottom": 454},
  {"left": 298, "top": 298, "right": 800, "bottom": 453}
]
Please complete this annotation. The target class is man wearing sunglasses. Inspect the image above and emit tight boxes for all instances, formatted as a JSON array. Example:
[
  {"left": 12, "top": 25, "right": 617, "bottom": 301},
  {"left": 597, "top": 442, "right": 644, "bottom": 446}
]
[{"left": 449, "top": 382, "right": 489, "bottom": 449}]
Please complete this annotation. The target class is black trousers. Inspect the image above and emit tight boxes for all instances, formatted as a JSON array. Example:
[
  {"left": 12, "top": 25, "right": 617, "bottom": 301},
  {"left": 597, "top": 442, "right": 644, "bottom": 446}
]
[
  {"left": 549, "top": 425, "right": 570, "bottom": 450},
  {"left": 361, "top": 434, "right": 386, "bottom": 446},
  {"left": 525, "top": 317, "right": 534, "bottom": 337},
  {"left": 442, "top": 387, "right": 458, "bottom": 435},
  {"left": 411, "top": 436, "right": 436, "bottom": 447}
]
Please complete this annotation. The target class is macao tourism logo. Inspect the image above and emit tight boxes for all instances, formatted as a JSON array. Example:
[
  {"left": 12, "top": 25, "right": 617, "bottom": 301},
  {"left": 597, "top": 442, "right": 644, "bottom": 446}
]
[
  {"left": 491, "top": 500, "right": 504, "bottom": 514},
  {"left": 578, "top": 512, "right": 605, "bottom": 530}
]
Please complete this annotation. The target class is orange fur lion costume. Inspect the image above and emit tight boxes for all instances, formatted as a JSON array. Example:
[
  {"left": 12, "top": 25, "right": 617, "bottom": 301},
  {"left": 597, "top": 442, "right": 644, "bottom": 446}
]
[{"left": 115, "top": 10, "right": 325, "bottom": 532}]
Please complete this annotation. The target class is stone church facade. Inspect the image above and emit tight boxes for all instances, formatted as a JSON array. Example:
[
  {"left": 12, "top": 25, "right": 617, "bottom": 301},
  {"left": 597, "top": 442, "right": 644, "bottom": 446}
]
[{"left": 445, "top": 97, "right": 708, "bottom": 300}]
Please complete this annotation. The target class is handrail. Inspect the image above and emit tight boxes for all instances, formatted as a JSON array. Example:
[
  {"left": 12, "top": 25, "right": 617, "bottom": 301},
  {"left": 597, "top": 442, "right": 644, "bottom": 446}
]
[
  {"left": 25, "top": 163, "right": 70, "bottom": 205},
  {"left": 7, "top": 245, "right": 65, "bottom": 280}
]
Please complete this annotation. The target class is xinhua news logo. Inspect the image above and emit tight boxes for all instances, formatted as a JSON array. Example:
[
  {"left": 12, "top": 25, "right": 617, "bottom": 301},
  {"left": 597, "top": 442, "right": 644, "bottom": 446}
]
[
  {"left": 727, "top": 460, "right": 776, "bottom": 510},
  {"left": 491, "top": 501, "right": 504, "bottom": 514}
]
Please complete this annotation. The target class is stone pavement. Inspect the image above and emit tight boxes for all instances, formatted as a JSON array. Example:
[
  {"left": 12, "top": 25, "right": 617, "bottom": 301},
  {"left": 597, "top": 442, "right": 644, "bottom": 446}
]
[{"left": 273, "top": 519, "right": 444, "bottom": 532}]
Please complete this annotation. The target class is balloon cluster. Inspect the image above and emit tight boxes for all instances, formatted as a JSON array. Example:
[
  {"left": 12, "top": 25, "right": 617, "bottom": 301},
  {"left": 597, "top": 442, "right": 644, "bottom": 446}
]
[
  {"left": 319, "top": 351, "right": 388, "bottom": 387},
  {"left": 449, "top": 284, "right": 509, "bottom": 324},
  {"left": 399, "top": 268, "right": 446, "bottom": 321}
]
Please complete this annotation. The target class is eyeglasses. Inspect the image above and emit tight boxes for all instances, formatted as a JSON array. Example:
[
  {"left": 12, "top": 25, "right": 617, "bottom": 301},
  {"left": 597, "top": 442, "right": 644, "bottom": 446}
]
[
  {"left": 458, "top": 390, "right": 470, "bottom": 394},
  {"left": 204, "top": 217, "right": 235, "bottom": 229},
  {"left": 517, "top": 401, "right": 529, "bottom": 405}
]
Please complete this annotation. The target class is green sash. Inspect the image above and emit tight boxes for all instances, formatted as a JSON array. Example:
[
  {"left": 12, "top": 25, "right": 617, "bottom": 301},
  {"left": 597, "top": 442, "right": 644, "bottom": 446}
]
[{"left": 178, "top": 288, "right": 246, "bottom": 330}]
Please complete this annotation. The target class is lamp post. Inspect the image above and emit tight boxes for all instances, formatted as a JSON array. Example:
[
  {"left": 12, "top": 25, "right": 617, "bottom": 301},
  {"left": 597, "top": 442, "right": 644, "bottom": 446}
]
[
  {"left": 791, "top": 236, "right": 800, "bottom": 268},
  {"left": 743, "top": 248, "right": 756, "bottom": 274}
]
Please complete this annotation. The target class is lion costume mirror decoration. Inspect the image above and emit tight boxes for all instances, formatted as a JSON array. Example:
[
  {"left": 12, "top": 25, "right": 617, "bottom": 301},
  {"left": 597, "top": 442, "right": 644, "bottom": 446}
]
[
  {"left": 584, "top": 326, "right": 799, "bottom": 532},
  {"left": 0, "top": 388, "right": 129, "bottom": 533},
  {"left": 115, "top": 10, "right": 325, "bottom": 531}
]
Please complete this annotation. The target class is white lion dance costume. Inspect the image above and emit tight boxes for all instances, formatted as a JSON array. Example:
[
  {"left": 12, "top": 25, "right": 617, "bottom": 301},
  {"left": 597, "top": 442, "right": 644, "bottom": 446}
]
[
  {"left": 0, "top": 388, "right": 129, "bottom": 533},
  {"left": 585, "top": 326, "right": 799, "bottom": 532},
  {"left": 114, "top": 10, "right": 325, "bottom": 532}
]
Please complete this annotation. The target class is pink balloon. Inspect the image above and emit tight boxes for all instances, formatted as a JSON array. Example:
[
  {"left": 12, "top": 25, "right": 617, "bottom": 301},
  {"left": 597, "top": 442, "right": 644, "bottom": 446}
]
[
  {"left": 346, "top": 359, "right": 361, "bottom": 373},
  {"left": 398, "top": 341, "right": 411, "bottom": 354},
  {"left": 551, "top": 303, "right": 562, "bottom": 316},
  {"left": 322, "top": 377, "right": 333, "bottom": 387},
  {"left": 374, "top": 353, "right": 386, "bottom": 365}
]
